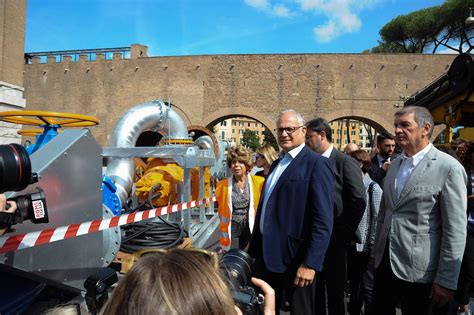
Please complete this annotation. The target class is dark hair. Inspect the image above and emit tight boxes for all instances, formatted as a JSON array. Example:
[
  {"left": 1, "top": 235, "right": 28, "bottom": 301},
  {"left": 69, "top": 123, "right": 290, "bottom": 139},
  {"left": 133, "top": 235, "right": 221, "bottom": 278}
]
[
  {"left": 376, "top": 133, "right": 394, "bottom": 143},
  {"left": 306, "top": 118, "right": 332, "bottom": 142},
  {"left": 350, "top": 150, "right": 372, "bottom": 173}
]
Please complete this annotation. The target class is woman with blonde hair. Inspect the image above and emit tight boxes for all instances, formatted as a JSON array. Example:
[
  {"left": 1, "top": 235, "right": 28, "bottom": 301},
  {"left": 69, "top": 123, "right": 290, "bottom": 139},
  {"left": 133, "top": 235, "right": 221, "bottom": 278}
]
[
  {"left": 216, "top": 145, "right": 265, "bottom": 251},
  {"left": 254, "top": 144, "right": 278, "bottom": 178}
]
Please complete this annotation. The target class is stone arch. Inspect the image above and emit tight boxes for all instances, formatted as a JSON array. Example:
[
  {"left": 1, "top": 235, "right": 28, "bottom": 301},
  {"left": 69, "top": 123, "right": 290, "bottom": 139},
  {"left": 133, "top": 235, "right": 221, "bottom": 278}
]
[
  {"left": 198, "top": 107, "right": 276, "bottom": 137},
  {"left": 322, "top": 109, "right": 394, "bottom": 135}
]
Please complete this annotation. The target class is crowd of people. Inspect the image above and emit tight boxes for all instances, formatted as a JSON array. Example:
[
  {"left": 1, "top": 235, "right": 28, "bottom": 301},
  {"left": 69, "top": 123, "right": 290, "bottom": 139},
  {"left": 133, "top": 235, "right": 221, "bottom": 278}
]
[
  {"left": 0, "top": 106, "right": 472, "bottom": 315},
  {"left": 216, "top": 106, "right": 473, "bottom": 315}
]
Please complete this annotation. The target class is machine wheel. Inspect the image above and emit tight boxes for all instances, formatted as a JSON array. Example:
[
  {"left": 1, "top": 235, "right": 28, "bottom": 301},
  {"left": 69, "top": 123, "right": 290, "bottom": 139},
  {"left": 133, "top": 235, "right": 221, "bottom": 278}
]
[
  {"left": 0, "top": 110, "right": 99, "bottom": 127},
  {"left": 17, "top": 129, "right": 63, "bottom": 136}
]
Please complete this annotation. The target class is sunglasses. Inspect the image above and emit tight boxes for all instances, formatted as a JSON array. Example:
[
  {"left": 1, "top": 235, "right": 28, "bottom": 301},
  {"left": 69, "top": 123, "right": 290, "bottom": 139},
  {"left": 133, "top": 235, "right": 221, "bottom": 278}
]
[
  {"left": 254, "top": 154, "right": 264, "bottom": 159},
  {"left": 131, "top": 247, "right": 219, "bottom": 270}
]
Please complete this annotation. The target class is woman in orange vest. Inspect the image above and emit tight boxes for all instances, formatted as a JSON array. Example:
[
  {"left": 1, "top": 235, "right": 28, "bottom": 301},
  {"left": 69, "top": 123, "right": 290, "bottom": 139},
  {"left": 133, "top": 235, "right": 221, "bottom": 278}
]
[{"left": 216, "top": 145, "right": 265, "bottom": 251}]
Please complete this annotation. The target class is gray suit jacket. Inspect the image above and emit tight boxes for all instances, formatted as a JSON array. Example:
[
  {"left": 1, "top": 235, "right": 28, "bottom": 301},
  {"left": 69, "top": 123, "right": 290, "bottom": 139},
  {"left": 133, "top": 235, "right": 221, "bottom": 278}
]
[{"left": 372, "top": 145, "right": 467, "bottom": 290}]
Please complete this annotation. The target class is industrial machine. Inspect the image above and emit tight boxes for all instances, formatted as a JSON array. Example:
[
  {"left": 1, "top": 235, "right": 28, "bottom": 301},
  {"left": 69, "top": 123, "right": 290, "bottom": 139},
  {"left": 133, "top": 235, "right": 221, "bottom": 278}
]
[
  {"left": 404, "top": 53, "right": 474, "bottom": 142},
  {"left": 0, "top": 100, "right": 229, "bottom": 313}
]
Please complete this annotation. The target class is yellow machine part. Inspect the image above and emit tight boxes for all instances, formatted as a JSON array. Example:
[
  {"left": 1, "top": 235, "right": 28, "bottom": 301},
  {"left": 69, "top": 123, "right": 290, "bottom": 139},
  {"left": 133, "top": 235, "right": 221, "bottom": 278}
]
[
  {"left": 430, "top": 92, "right": 474, "bottom": 142},
  {"left": 135, "top": 158, "right": 211, "bottom": 207}
]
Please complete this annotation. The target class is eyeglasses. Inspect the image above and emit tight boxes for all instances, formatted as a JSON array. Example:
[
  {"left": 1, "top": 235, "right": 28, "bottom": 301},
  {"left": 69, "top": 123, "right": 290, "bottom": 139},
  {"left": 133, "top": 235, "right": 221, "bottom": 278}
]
[
  {"left": 131, "top": 247, "right": 219, "bottom": 270},
  {"left": 255, "top": 154, "right": 264, "bottom": 159},
  {"left": 274, "top": 126, "right": 304, "bottom": 135}
]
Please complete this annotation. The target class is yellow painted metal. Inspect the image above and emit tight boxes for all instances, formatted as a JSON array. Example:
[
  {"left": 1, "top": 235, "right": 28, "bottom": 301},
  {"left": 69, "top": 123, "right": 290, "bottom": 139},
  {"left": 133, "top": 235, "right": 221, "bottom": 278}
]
[
  {"left": 160, "top": 139, "right": 194, "bottom": 145},
  {"left": 17, "top": 128, "right": 63, "bottom": 136},
  {"left": 430, "top": 92, "right": 474, "bottom": 142},
  {"left": 135, "top": 158, "right": 211, "bottom": 207},
  {"left": 0, "top": 110, "right": 99, "bottom": 127}
]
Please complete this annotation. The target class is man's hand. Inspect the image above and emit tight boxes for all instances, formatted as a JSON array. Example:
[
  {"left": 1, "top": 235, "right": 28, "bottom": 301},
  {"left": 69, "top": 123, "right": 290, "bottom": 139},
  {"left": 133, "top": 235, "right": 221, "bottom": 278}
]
[
  {"left": 0, "top": 194, "right": 16, "bottom": 214},
  {"left": 0, "top": 194, "right": 16, "bottom": 236},
  {"left": 431, "top": 282, "right": 454, "bottom": 306},
  {"left": 251, "top": 277, "right": 275, "bottom": 315},
  {"left": 293, "top": 265, "right": 316, "bottom": 287},
  {"left": 382, "top": 160, "right": 391, "bottom": 172}
]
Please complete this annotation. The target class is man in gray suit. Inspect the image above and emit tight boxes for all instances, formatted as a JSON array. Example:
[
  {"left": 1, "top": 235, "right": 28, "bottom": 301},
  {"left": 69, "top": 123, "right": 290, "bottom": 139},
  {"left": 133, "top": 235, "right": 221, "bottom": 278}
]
[{"left": 371, "top": 106, "right": 467, "bottom": 314}]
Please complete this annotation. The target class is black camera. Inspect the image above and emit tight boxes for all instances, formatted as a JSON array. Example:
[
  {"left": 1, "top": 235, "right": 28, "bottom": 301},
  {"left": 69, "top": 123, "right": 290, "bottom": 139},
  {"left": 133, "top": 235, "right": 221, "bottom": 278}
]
[
  {"left": 84, "top": 267, "right": 118, "bottom": 314},
  {"left": 0, "top": 144, "right": 48, "bottom": 227},
  {"left": 220, "top": 249, "right": 263, "bottom": 315}
]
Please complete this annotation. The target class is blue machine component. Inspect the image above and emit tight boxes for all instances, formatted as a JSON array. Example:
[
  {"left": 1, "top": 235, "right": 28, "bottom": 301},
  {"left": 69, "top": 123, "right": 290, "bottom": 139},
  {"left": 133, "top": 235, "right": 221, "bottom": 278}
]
[
  {"left": 102, "top": 176, "right": 122, "bottom": 215},
  {"left": 26, "top": 125, "right": 61, "bottom": 155}
]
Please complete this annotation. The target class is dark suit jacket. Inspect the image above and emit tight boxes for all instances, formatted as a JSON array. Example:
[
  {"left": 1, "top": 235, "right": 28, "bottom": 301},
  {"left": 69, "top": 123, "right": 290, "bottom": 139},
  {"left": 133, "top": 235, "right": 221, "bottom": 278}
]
[
  {"left": 330, "top": 149, "right": 366, "bottom": 244},
  {"left": 368, "top": 155, "right": 386, "bottom": 185},
  {"left": 248, "top": 146, "right": 334, "bottom": 273},
  {"left": 368, "top": 154, "right": 399, "bottom": 186}
]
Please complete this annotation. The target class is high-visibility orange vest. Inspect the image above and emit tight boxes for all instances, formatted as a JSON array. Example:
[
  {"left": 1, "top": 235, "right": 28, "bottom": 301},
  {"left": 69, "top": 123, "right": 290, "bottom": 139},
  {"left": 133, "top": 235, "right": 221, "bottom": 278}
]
[{"left": 216, "top": 174, "right": 264, "bottom": 250}]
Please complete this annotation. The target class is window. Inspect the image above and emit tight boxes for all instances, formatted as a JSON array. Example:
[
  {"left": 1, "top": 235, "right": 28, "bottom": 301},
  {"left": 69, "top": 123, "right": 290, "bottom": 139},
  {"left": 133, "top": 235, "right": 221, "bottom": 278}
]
[
  {"left": 351, "top": 130, "right": 356, "bottom": 136},
  {"left": 220, "top": 121, "right": 227, "bottom": 126},
  {"left": 232, "top": 121, "right": 236, "bottom": 126},
  {"left": 344, "top": 130, "right": 347, "bottom": 135},
  {"left": 239, "top": 130, "right": 243, "bottom": 135},
  {"left": 248, "top": 123, "right": 251, "bottom": 127},
  {"left": 337, "top": 130, "right": 341, "bottom": 135},
  {"left": 239, "top": 122, "right": 244, "bottom": 127},
  {"left": 344, "top": 139, "right": 348, "bottom": 144},
  {"left": 232, "top": 129, "right": 235, "bottom": 134},
  {"left": 221, "top": 131, "right": 225, "bottom": 138},
  {"left": 255, "top": 123, "right": 258, "bottom": 127},
  {"left": 336, "top": 139, "right": 340, "bottom": 144}
]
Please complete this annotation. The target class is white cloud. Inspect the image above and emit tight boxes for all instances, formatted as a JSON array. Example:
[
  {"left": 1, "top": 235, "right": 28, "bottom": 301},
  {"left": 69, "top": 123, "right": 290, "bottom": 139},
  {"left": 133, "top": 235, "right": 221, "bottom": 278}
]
[
  {"left": 244, "top": 0, "right": 379, "bottom": 42},
  {"left": 298, "top": 0, "right": 369, "bottom": 42},
  {"left": 245, "top": 0, "right": 270, "bottom": 10},
  {"left": 244, "top": 0, "right": 294, "bottom": 17},
  {"left": 313, "top": 21, "right": 337, "bottom": 43},
  {"left": 274, "top": 4, "right": 291, "bottom": 17}
]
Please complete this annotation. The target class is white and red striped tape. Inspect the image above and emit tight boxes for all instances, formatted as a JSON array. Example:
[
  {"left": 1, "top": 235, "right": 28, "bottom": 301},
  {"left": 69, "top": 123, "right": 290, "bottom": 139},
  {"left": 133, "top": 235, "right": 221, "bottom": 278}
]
[{"left": 0, "top": 196, "right": 216, "bottom": 254}]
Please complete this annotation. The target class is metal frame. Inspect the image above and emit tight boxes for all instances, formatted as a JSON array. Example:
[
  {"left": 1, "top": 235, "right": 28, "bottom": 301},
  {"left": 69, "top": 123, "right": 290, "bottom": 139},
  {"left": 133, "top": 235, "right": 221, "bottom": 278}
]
[{"left": 103, "top": 145, "right": 218, "bottom": 243}]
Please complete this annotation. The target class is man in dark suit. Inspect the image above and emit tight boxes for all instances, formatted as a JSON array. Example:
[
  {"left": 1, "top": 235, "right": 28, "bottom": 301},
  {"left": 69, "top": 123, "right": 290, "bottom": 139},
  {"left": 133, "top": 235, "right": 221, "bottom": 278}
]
[
  {"left": 248, "top": 110, "right": 334, "bottom": 314},
  {"left": 305, "top": 118, "right": 366, "bottom": 315},
  {"left": 368, "top": 134, "right": 396, "bottom": 186}
]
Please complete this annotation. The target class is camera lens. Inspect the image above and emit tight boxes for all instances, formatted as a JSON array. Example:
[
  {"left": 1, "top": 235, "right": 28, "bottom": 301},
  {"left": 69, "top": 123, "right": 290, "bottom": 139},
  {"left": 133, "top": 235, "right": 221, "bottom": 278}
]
[
  {"left": 0, "top": 144, "right": 32, "bottom": 193},
  {"left": 220, "top": 249, "right": 253, "bottom": 288}
]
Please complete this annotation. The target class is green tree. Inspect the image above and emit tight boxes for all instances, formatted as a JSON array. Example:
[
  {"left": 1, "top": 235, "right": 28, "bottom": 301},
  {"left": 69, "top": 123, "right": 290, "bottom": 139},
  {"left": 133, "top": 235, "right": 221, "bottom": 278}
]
[
  {"left": 242, "top": 129, "right": 260, "bottom": 151},
  {"left": 366, "top": 0, "right": 474, "bottom": 54},
  {"left": 263, "top": 129, "right": 279, "bottom": 151}
]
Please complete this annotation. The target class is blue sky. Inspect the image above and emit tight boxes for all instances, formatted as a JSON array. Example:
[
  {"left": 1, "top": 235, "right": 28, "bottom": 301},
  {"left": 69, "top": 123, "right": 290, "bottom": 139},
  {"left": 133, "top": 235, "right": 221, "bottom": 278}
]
[{"left": 26, "top": 0, "right": 445, "bottom": 56}]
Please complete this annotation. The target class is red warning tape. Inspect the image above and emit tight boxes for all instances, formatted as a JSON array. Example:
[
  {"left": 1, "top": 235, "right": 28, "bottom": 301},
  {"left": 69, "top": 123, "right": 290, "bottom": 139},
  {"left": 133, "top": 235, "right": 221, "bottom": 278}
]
[{"left": 0, "top": 196, "right": 216, "bottom": 254}]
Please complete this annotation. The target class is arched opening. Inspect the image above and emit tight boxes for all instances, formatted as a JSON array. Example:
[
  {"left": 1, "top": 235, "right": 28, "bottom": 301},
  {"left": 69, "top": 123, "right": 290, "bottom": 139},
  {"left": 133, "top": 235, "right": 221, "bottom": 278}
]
[
  {"left": 327, "top": 116, "right": 391, "bottom": 152},
  {"left": 206, "top": 114, "right": 277, "bottom": 151}
]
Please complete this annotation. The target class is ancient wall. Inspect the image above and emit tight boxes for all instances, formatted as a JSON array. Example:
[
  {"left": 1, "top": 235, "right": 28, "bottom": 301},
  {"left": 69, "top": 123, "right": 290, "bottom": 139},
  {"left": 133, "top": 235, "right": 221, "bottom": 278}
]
[
  {"left": 22, "top": 50, "right": 455, "bottom": 145},
  {"left": 0, "top": 0, "right": 27, "bottom": 144}
]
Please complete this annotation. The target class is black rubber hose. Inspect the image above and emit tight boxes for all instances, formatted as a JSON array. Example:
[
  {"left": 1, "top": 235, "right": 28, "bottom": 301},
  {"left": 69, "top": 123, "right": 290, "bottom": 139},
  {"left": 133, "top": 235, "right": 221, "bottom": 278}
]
[{"left": 120, "top": 216, "right": 186, "bottom": 253}]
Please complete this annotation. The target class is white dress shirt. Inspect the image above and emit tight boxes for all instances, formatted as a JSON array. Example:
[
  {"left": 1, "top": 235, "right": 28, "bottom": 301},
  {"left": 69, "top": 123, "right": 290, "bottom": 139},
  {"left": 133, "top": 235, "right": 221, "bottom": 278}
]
[
  {"left": 259, "top": 142, "right": 306, "bottom": 233},
  {"left": 321, "top": 144, "right": 334, "bottom": 158},
  {"left": 395, "top": 143, "right": 432, "bottom": 198}
]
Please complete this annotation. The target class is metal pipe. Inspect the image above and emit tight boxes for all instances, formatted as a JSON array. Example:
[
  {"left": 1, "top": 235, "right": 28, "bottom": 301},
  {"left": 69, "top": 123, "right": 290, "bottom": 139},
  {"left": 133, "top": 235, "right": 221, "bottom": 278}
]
[{"left": 106, "top": 99, "right": 190, "bottom": 207}]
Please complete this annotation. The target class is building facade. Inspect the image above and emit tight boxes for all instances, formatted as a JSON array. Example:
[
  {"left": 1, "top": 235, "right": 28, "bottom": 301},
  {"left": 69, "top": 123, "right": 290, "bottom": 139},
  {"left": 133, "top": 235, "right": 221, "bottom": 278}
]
[{"left": 214, "top": 117, "right": 266, "bottom": 146}]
